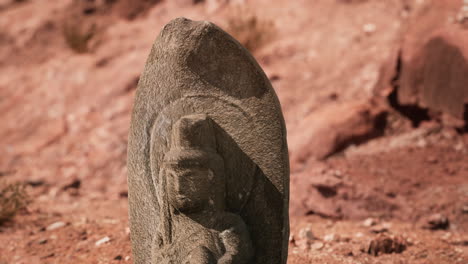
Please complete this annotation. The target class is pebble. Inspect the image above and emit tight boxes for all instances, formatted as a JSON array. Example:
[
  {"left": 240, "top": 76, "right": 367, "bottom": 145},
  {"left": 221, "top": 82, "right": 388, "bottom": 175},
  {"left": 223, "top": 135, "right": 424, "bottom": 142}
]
[
  {"left": 125, "top": 256, "right": 130, "bottom": 261},
  {"left": 363, "top": 217, "right": 377, "bottom": 227},
  {"left": 355, "top": 232, "right": 364, "bottom": 238},
  {"left": 324, "top": 233, "right": 335, "bottom": 242},
  {"left": 26, "top": 180, "right": 45, "bottom": 187},
  {"left": 363, "top": 23, "right": 377, "bottom": 34},
  {"left": 416, "top": 138, "right": 427, "bottom": 148},
  {"left": 62, "top": 179, "right": 81, "bottom": 190},
  {"left": 426, "top": 213, "right": 449, "bottom": 230},
  {"left": 333, "top": 170, "right": 343, "bottom": 178},
  {"left": 311, "top": 241, "right": 324, "bottom": 250},
  {"left": 367, "top": 234, "right": 407, "bottom": 256},
  {"left": 295, "top": 227, "right": 315, "bottom": 250},
  {"left": 462, "top": 205, "right": 468, "bottom": 214},
  {"left": 95, "top": 236, "right": 111, "bottom": 246},
  {"left": 454, "top": 142, "right": 465, "bottom": 152},
  {"left": 440, "top": 232, "right": 452, "bottom": 241},
  {"left": 298, "top": 227, "right": 314, "bottom": 241},
  {"left": 46, "top": 221, "right": 66, "bottom": 231}
]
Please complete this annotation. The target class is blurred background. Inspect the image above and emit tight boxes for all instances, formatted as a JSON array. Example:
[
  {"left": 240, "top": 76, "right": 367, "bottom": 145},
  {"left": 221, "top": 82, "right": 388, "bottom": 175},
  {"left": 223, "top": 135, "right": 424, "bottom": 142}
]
[{"left": 0, "top": 0, "right": 467, "bottom": 263}]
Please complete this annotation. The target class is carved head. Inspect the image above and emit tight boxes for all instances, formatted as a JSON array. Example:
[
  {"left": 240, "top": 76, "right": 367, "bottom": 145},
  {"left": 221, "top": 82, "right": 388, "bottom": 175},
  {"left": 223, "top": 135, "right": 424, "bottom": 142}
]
[{"left": 162, "top": 114, "right": 225, "bottom": 213}]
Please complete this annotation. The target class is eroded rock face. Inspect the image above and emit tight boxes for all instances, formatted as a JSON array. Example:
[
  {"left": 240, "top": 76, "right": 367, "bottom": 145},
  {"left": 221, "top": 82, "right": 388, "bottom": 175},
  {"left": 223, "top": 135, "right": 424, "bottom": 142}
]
[
  {"left": 289, "top": 100, "right": 386, "bottom": 165},
  {"left": 127, "top": 18, "right": 289, "bottom": 264},
  {"left": 397, "top": 0, "right": 468, "bottom": 126}
]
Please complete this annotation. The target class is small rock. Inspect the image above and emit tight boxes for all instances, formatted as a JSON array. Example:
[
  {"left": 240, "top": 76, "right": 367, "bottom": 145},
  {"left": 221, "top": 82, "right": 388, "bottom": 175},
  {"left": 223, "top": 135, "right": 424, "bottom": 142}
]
[
  {"left": 454, "top": 142, "right": 465, "bottom": 152},
  {"left": 440, "top": 232, "right": 452, "bottom": 241},
  {"left": 42, "top": 253, "right": 55, "bottom": 259},
  {"left": 37, "top": 238, "right": 48, "bottom": 245},
  {"left": 296, "top": 227, "right": 315, "bottom": 250},
  {"left": 324, "top": 233, "right": 335, "bottom": 242},
  {"left": 62, "top": 179, "right": 81, "bottom": 190},
  {"left": 363, "top": 218, "right": 377, "bottom": 227},
  {"left": 298, "top": 227, "right": 315, "bottom": 241},
  {"left": 333, "top": 170, "right": 343, "bottom": 178},
  {"left": 26, "top": 180, "right": 46, "bottom": 187},
  {"left": 462, "top": 205, "right": 468, "bottom": 214},
  {"left": 313, "top": 183, "right": 338, "bottom": 198},
  {"left": 426, "top": 156, "right": 438, "bottom": 164},
  {"left": 425, "top": 213, "right": 449, "bottom": 230},
  {"left": 296, "top": 239, "right": 310, "bottom": 250},
  {"left": 80, "top": 231, "right": 88, "bottom": 240},
  {"left": 114, "top": 255, "right": 123, "bottom": 260},
  {"left": 355, "top": 232, "right": 364, "bottom": 238},
  {"left": 363, "top": 23, "right": 376, "bottom": 34},
  {"left": 416, "top": 138, "right": 427, "bottom": 148},
  {"left": 125, "top": 256, "right": 130, "bottom": 261},
  {"left": 46, "top": 221, "right": 66, "bottom": 231},
  {"left": 311, "top": 241, "right": 324, "bottom": 250},
  {"left": 95, "top": 236, "right": 111, "bottom": 246},
  {"left": 367, "top": 234, "right": 407, "bottom": 256}
]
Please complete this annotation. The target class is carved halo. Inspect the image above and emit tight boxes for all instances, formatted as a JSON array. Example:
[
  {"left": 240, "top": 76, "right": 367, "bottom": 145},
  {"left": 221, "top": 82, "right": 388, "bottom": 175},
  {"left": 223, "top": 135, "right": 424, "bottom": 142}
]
[{"left": 150, "top": 94, "right": 257, "bottom": 216}]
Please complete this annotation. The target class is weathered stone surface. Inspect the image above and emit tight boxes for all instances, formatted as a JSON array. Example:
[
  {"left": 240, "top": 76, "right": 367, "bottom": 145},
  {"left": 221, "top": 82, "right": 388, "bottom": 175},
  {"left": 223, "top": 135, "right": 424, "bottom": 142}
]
[{"left": 127, "top": 17, "right": 289, "bottom": 264}]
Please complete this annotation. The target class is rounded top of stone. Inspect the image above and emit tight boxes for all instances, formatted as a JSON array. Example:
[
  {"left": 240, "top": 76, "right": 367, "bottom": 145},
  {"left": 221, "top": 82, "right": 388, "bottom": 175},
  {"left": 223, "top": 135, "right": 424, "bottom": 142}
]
[{"left": 149, "top": 17, "right": 268, "bottom": 99}]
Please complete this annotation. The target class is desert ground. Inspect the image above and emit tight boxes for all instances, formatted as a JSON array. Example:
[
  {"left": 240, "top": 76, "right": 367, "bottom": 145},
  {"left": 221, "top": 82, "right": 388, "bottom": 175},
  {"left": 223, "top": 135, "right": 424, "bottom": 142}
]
[{"left": 0, "top": 0, "right": 467, "bottom": 263}]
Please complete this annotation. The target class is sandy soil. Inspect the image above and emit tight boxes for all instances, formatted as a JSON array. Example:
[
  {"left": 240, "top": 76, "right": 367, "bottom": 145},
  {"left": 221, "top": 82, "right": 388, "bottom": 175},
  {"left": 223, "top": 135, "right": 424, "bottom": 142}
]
[{"left": 0, "top": 0, "right": 467, "bottom": 263}]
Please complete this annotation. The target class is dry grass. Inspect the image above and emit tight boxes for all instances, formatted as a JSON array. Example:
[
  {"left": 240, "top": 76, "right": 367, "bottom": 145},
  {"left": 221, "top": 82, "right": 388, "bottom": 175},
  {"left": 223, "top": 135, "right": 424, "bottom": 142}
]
[
  {"left": 225, "top": 6, "right": 274, "bottom": 52},
  {"left": 62, "top": 18, "right": 96, "bottom": 53},
  {"left": 0, "top": 181, "right": 29, "bottom": 225}
]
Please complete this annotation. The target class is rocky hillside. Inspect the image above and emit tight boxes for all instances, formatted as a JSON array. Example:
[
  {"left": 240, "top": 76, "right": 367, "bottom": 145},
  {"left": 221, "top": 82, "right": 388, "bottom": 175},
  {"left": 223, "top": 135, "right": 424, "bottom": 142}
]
[{"left": 0, "top": 0, "right": 467, "bottom": 263}]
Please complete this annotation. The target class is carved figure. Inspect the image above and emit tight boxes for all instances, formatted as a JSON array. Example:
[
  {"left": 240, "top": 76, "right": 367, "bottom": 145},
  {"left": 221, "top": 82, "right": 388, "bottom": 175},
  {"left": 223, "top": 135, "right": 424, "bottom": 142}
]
[{"left": 152, "top": 114, "right": 253, "bottom": 263}]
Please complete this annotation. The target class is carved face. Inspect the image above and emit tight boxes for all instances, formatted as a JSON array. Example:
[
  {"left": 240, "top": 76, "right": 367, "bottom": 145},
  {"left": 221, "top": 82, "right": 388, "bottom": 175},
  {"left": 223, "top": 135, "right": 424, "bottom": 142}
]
[{"left": 165, "top": 165, "right": 216, "bottom": 213}]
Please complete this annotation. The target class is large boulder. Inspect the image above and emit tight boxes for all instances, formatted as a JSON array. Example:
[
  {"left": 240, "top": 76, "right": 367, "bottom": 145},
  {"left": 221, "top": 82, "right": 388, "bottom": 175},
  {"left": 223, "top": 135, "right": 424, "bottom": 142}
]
[{"left": 397, "top": 0, "right": 468, "bottom": 126}]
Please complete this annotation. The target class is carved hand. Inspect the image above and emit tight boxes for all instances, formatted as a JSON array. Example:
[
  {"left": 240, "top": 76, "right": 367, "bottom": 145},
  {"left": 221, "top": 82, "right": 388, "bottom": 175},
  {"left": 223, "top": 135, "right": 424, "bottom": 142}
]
[
  {"left": 218, "top": 225, "right": 252, "bottom": 264},
  {"left": 217, "top": 254, "right": 233, "bottom": 264}
]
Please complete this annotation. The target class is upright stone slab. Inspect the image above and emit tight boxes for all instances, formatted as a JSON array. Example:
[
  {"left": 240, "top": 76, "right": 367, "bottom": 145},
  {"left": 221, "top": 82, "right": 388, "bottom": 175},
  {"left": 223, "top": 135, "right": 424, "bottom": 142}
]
[{"left": 127, "top": 17, "right": 289, "bottom": 264}]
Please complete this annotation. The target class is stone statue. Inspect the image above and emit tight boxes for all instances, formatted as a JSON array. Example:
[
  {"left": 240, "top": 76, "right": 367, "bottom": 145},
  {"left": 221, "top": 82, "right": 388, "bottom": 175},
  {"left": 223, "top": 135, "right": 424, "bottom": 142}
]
[{"left": 128, "top": 18, "right": 289, "bottom": 264}]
